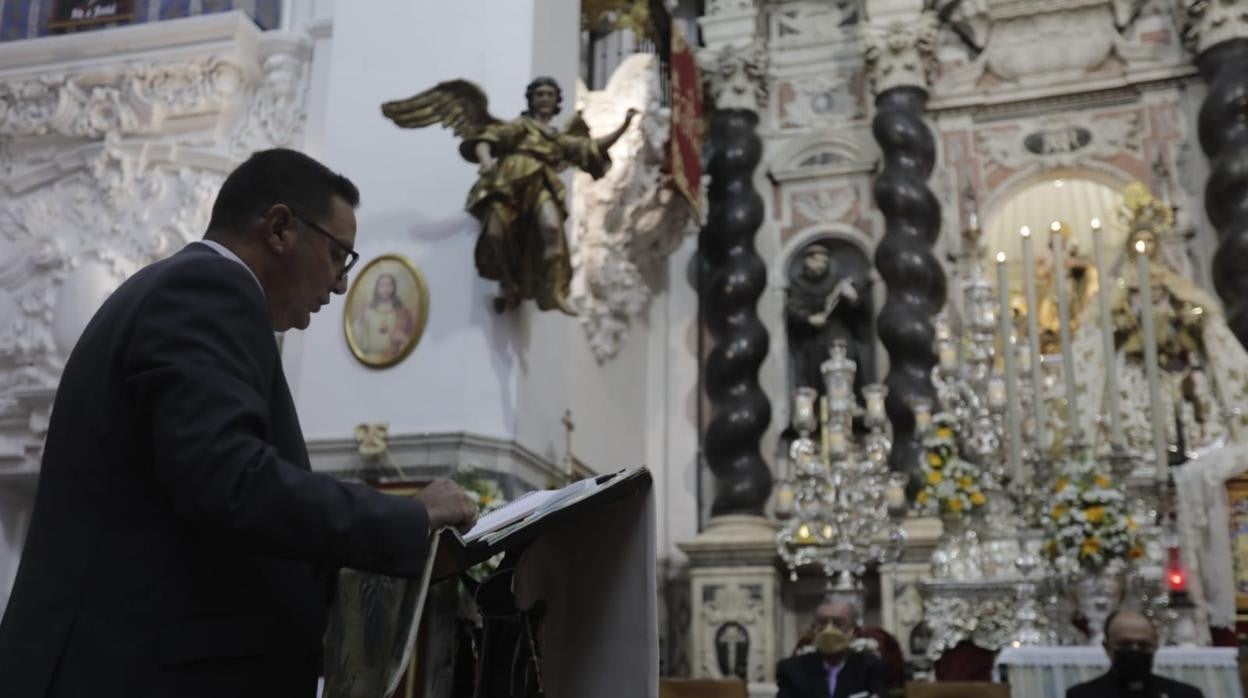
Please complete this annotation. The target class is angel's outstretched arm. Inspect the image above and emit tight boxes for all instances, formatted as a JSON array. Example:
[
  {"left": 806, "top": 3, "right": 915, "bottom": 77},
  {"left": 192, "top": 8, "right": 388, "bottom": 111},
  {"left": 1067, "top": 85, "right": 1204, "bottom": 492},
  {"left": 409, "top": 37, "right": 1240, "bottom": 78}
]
[{"left": 594, "top": 108, "right": 639, "bottom": 151}]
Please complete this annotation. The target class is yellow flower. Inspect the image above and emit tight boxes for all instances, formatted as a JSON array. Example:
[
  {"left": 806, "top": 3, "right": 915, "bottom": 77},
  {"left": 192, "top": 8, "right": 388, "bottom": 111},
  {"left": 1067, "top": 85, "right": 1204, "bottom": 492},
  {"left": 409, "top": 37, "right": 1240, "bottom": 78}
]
[
  {"left": 916, "top": 490, "right": 930, "bottom": 505},
  {"left": 1129, "top": 545, "right": 1145, "bottom": 560},
  {"left": 480, "top": 494, "right": 496, "bottom": 507},
  {"left": 927, "top": 452, "right": 944, "bottom": 468},
  {"left": 1055, "top": 478, "right": 1068, "bottom": 493},
  {"left": 1085, "top": 506, "right": 1105, "bottom": 524},
  {"left": 927, "top": 470, "right": 944, "bottom": 485},
  {"left": 1051, "top": 504, "right": 1067, "bottom": 520},
  {"left": 936, "top": 427, "right": 955, "bottom": 440},
  {"left": 958, "top": 475, "right": 975, "bottom": 489},
  {"left": 1095, "top": 474, "right": 1112, "bottom": 489},
  {"left": 970, "top": 491, "right": 986, "bottom": 506},
  {"left": 1080, "top": 537, "right": 1101, "bottom": 557},
  {"left": 1127, "top": 516, "right": 1139, "bottom": 531},
  {"left": 948, "top": 498, "right": 964, "bottom": 514}
]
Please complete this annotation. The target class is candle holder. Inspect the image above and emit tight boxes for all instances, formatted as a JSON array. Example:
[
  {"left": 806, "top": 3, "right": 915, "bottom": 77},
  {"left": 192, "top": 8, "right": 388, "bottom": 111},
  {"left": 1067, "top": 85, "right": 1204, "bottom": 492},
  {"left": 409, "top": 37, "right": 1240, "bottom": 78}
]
[{"left": 776, "top": 341, "right": 904, "bottom": 586}]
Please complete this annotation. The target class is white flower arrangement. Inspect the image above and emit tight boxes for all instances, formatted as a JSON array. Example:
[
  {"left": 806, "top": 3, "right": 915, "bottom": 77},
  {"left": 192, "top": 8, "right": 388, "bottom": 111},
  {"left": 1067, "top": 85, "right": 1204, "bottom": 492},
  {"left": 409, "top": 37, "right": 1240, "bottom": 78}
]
[
  {"left": 451, "top": 468, "right": 509, "bottom": 581},
  {"left": 915, "top": 413, "right": 987, "bottom": 517},
  {"left": 1045, "top": 466, "right": 1143, "bottom": 575}
]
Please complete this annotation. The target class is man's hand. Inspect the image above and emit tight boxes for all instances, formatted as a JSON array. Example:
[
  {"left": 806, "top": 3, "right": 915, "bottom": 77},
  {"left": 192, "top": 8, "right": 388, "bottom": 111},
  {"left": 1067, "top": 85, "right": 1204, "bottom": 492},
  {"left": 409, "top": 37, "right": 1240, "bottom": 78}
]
[{"left": 416, "top": 479, "right": 478, "bottom": 533}]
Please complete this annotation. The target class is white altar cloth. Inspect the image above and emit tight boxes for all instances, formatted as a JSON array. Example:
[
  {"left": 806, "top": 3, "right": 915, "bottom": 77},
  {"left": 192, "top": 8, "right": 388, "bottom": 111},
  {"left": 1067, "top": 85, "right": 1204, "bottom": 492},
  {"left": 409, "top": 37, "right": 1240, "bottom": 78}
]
[{"left": 994, "top": 646, "right": 1240, "bottom": 698}]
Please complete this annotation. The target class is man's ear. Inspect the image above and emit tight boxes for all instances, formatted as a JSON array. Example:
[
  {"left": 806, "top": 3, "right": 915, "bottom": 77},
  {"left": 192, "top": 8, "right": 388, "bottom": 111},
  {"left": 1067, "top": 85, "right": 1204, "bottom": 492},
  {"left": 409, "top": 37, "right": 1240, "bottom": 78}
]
[{"left": 260, "top": 204, "right": 295, "bottom": 254}]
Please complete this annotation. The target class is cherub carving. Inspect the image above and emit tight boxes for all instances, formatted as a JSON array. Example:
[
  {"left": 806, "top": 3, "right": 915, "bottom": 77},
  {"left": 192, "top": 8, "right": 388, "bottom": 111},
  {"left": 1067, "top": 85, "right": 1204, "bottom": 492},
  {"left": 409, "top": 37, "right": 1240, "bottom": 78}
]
[{"left": 382, "top": 78, "right": 636, "bottom": 315}]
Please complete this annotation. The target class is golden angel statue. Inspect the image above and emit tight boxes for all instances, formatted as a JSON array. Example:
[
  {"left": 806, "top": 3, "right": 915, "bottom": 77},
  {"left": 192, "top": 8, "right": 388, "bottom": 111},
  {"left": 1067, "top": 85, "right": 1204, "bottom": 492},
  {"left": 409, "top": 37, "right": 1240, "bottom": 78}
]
[
  {"left": 381, "top": 78, "right": 637, "bottom": 315},
  {"left": 1070, "top": 182, "right": 1248, "bottom": 457}
]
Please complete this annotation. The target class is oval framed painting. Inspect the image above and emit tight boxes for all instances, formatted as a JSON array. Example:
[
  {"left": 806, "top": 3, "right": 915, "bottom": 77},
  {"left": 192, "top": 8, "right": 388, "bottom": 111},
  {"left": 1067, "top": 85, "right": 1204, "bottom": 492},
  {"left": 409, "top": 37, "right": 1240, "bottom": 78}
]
[{"left": 344, "top": 254, "right": 429, "bottom": 369}]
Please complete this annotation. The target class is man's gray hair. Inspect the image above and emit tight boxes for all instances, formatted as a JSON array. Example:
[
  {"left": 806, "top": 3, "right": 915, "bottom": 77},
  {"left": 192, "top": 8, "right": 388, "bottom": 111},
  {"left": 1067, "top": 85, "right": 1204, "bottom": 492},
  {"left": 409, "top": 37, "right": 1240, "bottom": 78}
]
[{"left": 819, "top": 593, "right": 862, "bottom": 625}]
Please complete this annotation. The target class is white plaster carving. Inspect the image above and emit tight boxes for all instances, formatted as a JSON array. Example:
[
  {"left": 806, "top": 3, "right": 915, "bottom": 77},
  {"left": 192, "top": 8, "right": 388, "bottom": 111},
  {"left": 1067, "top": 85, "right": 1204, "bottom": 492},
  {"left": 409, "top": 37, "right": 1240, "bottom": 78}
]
[
  {"left": 700, "top": 41, "right": 770, "bottom": 111},
  {"left": 792, "top": 187, "right": 857, "bottom": 224},
  {"left": 570, "top": 55, "right": 695, "bottom": 363},
  {"left": 776, "top": 72, "right": 860, "bottom": 129},
  {"left": 861, "top": 12, "right": 941, "bottom": 94},
  {"left": 935, "top": 0, "right": 1184, "bottom": 97},
  {"left": 1178, "top": 0, "right": 1248, "bottom": 54},
  {"left": 0, "top": 59, "right": 249, "bottom": 139},
  {"left": 0, "top": 15, "right": 311, "bottom": 475},
  {"left": 707, "top": 0, "right": 757, "bottom": 15},
  {"left": 769, "top": 1, "right": 860, "bottom": 47},
  {"left": 975, "top": 111, "right": 1141, "bottom": 171},
  {"left": 699, "top": 582, "right": 770, "bottom": 682}
]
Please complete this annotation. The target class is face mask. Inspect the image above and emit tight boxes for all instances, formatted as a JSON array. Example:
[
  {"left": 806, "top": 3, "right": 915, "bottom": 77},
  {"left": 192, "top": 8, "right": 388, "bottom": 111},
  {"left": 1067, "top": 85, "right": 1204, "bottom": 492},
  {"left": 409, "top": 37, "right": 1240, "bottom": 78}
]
[
  {"left": 814, "top": 625, "right": 850, "bottom": 657},
  {"left": 1111, "top": 649, "right": 1155, "bottom": 690}
]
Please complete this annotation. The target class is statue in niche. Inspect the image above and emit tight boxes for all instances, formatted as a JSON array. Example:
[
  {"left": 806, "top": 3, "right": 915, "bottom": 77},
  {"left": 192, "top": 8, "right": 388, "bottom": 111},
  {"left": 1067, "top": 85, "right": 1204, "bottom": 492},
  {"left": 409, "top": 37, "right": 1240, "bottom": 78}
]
[
  {"left": 785, "top": 239, "right": 875, "bottom": 405},
  {"left": 1071, "top": 183, "right": 1248, "bottom": 458},
  {"left": 1032, "top": 221, "right": 1099, "bottom": 354},
  {"left": 381, "top": 79, "right": 637, "bottom": 315}
]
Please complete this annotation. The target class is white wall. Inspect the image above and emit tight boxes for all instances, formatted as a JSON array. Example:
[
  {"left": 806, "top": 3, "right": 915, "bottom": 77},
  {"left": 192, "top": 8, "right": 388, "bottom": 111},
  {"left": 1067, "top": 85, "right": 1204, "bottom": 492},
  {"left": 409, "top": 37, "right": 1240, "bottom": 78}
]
[
  {"left": 291, "top": 0, "right": 569, "bottom": 443},
  {"left": 283, "top": 0, "right": 700, "bottom": 561}
]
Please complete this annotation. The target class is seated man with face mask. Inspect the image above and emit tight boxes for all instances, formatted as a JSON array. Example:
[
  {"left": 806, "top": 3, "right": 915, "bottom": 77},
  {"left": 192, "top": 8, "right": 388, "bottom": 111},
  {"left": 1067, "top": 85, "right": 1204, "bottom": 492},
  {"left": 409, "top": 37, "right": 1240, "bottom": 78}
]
[
  {"left": 777, "top": 605, "right": 890, "bottom": 698},
  {"left": 1066, "top": 609, "right": 1203, "bottom": 698}
]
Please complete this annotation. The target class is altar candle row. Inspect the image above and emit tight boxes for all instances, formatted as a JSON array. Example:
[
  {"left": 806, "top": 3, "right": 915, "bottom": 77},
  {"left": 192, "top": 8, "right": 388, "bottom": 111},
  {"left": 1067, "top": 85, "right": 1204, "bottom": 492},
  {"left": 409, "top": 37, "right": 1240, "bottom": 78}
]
[{"left": 995, "top": 220, "right": 1167, "bottom": 483}]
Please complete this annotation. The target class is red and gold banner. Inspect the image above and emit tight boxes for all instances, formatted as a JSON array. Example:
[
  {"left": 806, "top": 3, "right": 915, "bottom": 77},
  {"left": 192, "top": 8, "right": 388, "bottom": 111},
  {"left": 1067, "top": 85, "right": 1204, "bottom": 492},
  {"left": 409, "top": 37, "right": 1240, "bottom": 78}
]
[{"left": 667, "top": 20, "right": 703, "bottom": 222}]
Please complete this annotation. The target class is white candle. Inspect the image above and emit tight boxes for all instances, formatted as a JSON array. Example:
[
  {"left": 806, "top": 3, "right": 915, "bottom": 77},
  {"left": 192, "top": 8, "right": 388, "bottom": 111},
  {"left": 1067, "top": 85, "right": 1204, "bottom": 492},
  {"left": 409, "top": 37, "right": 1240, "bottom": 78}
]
[
  {"left": 1020, "top": 226, "right": 1049, "bottom": 451},
  {"left": 1091, "top": 218, "right": 1124, "bottom": 447},
  {"left": 988, "top": 376, "right": 1007, "bottom": 409},
  {"left": 997, "top": 252, "right": 1024, "bottom": 483},
  {"left": 1051, "top": 223, "right": 1081, "bottom": 442},
  {"left": 1136, "top": 241, "right": 1168, "bottom": 483},
  {"left": 829, "top": 428, "right": 849, "bottom": 457},
  {"left": 938, "top": 340, "right": 958, "bottom": 372},
  {"left": 912, "top": 397, "right": 933, "bottom": 434}
]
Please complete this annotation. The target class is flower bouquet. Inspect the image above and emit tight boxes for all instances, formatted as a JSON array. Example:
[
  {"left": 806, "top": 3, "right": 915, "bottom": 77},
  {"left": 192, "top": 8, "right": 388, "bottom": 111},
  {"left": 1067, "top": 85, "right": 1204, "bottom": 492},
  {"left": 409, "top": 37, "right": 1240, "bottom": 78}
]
[
  {"left": 451, "top": 468, "right": 509, "bottom": 581},
  {"left": 1045, "top": 468, "right": 1142, "bottom": 576},
  {"left": 915, "top": 413, "right": 987, "bottom": 517}
]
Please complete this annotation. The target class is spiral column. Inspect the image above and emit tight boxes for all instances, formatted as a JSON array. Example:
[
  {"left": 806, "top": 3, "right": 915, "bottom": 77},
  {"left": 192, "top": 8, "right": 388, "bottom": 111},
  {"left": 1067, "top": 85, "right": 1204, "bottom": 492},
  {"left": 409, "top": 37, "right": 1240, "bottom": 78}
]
[
  {"left": 1192, "top": 32, "right": 1248, "bottom": 347},
  {"left": 700, "top": 107, "right": 772, "bottom": 517},
  {"left": 862, "top": 10, "right": 945, "bottom": 477}
]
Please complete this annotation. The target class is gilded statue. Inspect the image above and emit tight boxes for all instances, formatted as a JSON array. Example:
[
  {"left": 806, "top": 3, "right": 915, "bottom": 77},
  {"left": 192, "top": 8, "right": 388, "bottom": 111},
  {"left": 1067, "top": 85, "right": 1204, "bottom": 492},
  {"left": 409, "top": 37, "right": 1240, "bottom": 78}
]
[
  {"left": 381, "top": 78, "right": 637, "bottom": 315},
  {"left": 1071, "top": 182, "right": 1248, "bottom": 457},
  {"left": 1032, "top": 221, "right": 1099, "bottom": 354}
]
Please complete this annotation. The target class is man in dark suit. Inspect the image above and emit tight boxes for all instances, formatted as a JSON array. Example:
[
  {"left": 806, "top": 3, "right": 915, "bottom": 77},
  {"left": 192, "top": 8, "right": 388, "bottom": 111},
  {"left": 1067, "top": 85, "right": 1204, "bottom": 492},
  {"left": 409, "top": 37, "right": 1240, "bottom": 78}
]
[
  {"left": 1066, "top": 608, "right": 1204, "bottom": 698},
  {"left": 0, "top": 149, "right": 477, "bottom": 697},
  {"left": 778, "top": 610, "right": 890, "bottom": 698},
  {"left": 793, "top": 598, "right": 906, "bottom": 690}
]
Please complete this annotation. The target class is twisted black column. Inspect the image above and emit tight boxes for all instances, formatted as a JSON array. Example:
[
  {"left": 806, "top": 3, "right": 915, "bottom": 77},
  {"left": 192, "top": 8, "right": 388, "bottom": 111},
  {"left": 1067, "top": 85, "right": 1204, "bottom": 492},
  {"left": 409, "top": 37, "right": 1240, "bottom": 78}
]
[
  {"left": 871, "top": 86, "right": 946, "bottom": 477},
  {"left": 1197, "top": 38, "right": 1248, "bottom": 349},
  {"left": 699, "top": 109, "right": 772, "bottom": 517}
]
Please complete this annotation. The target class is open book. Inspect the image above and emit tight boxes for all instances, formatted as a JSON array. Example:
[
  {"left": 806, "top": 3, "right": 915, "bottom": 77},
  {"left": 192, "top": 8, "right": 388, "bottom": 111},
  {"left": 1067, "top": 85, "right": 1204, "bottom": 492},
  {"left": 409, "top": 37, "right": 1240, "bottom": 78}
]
[{"left": 433, "top": 466, "right": 650, "bottom": 579}]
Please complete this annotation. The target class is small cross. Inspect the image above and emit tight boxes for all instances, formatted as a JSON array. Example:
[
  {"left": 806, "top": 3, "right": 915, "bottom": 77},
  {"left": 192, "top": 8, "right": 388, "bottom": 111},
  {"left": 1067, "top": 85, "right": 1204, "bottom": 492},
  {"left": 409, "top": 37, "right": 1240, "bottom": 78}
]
[{"left": 562, "top": 409, "right": 575, "bottom": 481}]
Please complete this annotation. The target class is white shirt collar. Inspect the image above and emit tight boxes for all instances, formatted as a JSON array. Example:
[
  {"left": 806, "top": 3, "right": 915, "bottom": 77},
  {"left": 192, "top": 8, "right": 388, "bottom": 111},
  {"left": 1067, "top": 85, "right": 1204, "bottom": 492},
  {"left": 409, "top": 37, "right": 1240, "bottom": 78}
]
[{"left": 191, "top": 239, "right": 265, "bottom": 297}]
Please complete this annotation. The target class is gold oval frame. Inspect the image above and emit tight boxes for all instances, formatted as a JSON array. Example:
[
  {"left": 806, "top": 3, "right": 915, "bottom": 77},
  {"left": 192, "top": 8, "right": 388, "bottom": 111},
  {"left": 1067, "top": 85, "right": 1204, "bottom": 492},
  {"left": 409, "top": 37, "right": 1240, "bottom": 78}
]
[{"left": 343, "top": 254, "right": 430, "bottom": 369}]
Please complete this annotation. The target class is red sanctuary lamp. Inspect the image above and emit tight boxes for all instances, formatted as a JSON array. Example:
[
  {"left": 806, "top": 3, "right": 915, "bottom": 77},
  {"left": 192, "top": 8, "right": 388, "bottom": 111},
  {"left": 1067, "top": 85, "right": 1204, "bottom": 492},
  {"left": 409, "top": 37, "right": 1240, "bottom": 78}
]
[{"left": 1164, "top": 540, "right": 1199, "bottom": 645}]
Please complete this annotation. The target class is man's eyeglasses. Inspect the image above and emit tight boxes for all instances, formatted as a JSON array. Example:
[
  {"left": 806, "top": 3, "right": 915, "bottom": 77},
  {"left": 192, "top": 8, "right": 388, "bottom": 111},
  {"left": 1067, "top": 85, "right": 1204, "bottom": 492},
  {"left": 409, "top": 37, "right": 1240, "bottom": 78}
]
[{"left": 289, "top": 210, "right": 358, "bottom": 280}]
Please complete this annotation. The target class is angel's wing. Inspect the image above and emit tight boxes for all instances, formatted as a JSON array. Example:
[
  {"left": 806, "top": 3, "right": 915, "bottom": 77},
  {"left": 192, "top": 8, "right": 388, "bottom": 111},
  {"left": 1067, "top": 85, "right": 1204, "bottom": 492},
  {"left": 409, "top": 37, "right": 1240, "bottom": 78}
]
[
  {"left": 563, "top": 111, "right": 591, "bottom": 139},
  {"left": 380, "top": 80, "right": 501, "bottom": 143}
]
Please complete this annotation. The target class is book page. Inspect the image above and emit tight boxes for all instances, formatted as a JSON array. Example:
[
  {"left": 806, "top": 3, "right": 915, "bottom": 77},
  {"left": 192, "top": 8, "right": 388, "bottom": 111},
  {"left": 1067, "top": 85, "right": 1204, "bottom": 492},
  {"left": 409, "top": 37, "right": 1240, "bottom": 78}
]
[{"left": 464, "top": 488, "right": 560, "bottom": 542}]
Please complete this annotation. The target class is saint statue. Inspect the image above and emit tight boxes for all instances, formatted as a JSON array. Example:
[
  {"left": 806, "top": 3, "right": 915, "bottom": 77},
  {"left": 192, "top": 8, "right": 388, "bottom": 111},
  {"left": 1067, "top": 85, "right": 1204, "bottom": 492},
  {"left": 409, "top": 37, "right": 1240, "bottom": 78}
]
[
  {"left": 1071, "top": 183, "right": 1248, "bottom": 457},
  {"left": 381, "top": 78, "right": 637, "bottom": 315},
  {"left": 1032, "top": 221, "right": 1099, "bottom": 354},
  {"left": 785, "top": 240, "right": 874, "bottom": 403}
]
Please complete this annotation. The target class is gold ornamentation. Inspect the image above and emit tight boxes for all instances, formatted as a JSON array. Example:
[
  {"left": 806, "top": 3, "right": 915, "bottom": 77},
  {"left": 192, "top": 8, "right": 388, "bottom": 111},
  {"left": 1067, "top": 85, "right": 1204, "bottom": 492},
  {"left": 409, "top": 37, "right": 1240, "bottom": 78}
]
[{"left": 381, "top": 79, "right": 635, "bottom": 315}]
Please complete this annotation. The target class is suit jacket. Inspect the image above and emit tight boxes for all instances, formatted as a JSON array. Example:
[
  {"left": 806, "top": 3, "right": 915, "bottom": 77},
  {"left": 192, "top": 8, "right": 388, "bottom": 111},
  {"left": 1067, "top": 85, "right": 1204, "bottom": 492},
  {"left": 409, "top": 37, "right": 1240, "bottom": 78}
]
[
  {"left": 1066, "top": 671, "right": 1205, "bottom": 698},
  {"left": 0, "top": 244, "right": 432, "bottom": 698},
  {"left": 776, "top": 651, "right": 890, "bottom": 698}
]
